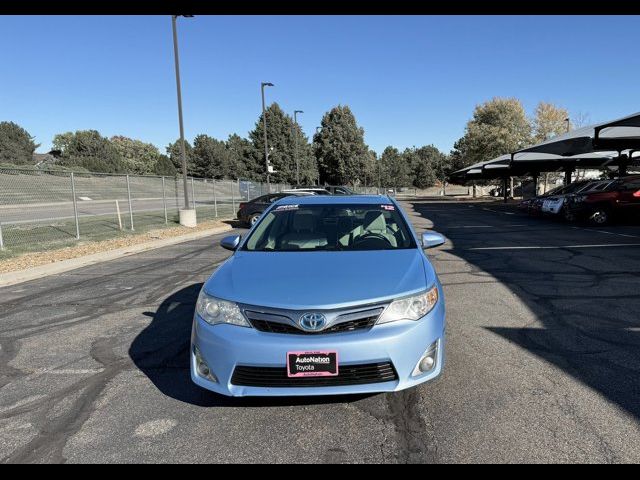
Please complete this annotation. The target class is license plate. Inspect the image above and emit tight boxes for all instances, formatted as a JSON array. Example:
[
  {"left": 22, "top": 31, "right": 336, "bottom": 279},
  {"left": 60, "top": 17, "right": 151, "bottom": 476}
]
[{"left": 287, "top": 351, "right": 339, "bottom": 378}]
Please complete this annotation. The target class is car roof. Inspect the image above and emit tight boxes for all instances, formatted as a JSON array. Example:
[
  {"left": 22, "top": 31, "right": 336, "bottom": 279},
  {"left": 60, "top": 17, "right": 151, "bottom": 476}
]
[{"left": 276, "top": 194, "right": 392, "bottom": 206}]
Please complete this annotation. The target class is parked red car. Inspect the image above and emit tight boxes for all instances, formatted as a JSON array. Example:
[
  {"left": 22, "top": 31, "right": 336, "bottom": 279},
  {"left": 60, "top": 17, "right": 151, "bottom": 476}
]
[{"left": 565, "top": 175, "right": 640, "bottom": 225}]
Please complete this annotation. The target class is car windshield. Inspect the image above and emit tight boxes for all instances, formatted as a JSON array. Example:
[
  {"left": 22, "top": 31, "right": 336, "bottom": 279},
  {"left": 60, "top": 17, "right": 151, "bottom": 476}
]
[{"left": 243, "top": 204, "right": 417, "bottom": 252}]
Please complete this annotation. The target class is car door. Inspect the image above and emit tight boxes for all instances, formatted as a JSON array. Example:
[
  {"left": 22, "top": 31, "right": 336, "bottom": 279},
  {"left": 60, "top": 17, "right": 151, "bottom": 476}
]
[{"left": 618, "top": 179, "right": 640, "bottom": 211}]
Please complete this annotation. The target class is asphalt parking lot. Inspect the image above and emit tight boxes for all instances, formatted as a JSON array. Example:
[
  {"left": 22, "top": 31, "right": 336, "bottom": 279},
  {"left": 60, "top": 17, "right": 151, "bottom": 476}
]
[{"left": 1, "top": 199, "right": 639, "bottom": 463}]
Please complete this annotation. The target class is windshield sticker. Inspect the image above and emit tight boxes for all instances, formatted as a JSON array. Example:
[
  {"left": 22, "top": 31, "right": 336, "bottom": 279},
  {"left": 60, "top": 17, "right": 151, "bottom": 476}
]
[
  {"left": 381, "top": 205, "right": 395, "bottom": 211},
  {"left": 275, "top": 204, "right": 300, "bottom": 212}
]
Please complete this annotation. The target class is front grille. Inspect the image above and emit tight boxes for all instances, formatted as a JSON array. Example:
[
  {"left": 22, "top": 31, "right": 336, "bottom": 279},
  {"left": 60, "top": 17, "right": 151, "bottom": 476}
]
[
  {"left": 243, "top": 306, "right": 384, "bottom": 335},
  {"left": 249, "top": 315, "right": 378, "bottom": 335},
  {"left": 231, "top": 362, "right": 398, "bottom": 388}
]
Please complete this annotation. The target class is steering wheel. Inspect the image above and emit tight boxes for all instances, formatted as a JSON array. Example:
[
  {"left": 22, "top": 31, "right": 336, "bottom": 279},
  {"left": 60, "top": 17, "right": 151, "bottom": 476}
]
[{"left": 353, "top": 232, "right": 393, "bottom": 248}]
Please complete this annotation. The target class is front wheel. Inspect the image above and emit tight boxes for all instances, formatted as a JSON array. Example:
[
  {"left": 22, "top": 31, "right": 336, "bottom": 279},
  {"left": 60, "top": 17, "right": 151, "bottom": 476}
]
[
  {"left": 589, "top": 206, "right": 611, "bottom": 226},
  {"left": 249, "top": 213, "right": 261, "bottom": 227},
  {"left": 562, "top": 207, "right": 576, "bottom": 223}
]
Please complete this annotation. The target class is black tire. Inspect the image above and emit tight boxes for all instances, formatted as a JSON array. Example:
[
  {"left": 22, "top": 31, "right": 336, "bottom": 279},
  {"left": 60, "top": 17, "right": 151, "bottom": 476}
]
[
  {"left": 562, "top": 207, "right": 576, "bottom": 223},
  {"left": 588, "top": 206, "right": 611, "bottom": 226},
  {"left": 249, "top": 213, "right": 261, "bottom": 227}
]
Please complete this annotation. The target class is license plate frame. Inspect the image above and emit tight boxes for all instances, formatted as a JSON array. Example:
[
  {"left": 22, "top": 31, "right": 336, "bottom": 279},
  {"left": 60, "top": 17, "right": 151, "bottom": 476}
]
[{"left": 287, "top": 351, "right": 339, "bottom": 378}]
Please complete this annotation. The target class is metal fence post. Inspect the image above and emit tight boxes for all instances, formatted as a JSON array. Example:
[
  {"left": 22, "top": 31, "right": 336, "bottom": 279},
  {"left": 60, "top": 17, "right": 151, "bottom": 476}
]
[
  {"left": 0, "top": 222, "right": 4, "bottom": 251},
  {"left": 126, "top": 175, "right": 134, "bottom": 231},
  {"left": 191, "top": 177, "right": 196, "bottom": 210},
  {"left": 212, "top": 179, "right": 218, "bottom": 217},
  {"left": 231, "top": 180, "right": 236, "bottom": 217},
  {"left": 70, "top": 172, "right": 80, "bottom": 240},
  {"left": 162, "top": 177, "right": 168, "bottom": 225}
]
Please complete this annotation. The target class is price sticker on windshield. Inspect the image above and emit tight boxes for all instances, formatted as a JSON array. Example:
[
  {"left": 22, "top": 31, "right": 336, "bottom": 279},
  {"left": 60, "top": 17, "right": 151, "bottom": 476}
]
[{"left": 381, "top": 205, "right": 395, "bottom": 211}]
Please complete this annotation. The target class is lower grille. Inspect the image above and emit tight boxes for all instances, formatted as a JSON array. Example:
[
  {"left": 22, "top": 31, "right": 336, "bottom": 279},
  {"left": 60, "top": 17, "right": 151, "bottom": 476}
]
[{"left": 231, "top": 362, "right": 398, "bottom": 388}]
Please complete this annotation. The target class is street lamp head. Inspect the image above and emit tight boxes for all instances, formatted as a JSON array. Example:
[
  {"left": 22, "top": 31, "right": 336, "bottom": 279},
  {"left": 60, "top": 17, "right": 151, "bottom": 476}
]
[
  {"left": 262, "top": 82, "right": 275, "bottom": 87},
  {"left": 173, "top": 14, "right": 195, "bottom": 18},
  {"left": 295, "top": 110, "right": 304, "bottom": 114}
]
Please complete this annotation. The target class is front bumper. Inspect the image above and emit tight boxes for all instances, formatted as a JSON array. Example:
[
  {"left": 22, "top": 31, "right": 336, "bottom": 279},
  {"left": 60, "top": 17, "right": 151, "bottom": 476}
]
[{"left": 191, "top": 300, "right": 446, "bottom": 397}]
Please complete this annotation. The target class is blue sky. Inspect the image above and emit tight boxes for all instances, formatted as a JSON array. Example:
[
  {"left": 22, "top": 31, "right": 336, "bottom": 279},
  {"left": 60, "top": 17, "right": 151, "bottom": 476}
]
[{"left": 1, "top": 15, "right": 639, "bottom": 155}]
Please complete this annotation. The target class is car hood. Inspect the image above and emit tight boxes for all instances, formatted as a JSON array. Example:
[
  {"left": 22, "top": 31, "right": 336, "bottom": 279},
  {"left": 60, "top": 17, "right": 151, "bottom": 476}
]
[{"left": 204, "top": 249, "right": 434, "bottom": 310}]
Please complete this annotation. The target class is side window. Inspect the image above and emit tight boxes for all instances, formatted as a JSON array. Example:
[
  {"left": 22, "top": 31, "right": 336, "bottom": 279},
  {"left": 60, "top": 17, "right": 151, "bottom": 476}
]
[{"left": 623, "top": 181, "right": 640, "bottom": 191}]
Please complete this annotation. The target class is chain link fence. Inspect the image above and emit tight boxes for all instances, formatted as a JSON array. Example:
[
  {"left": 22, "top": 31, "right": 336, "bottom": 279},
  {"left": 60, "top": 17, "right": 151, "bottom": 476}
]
[
  {"left": 0, "top": 168, "right": 289, "bottom": 256},
  {"left": 0, "top": 167, "right": 471, "bottom": 257}
]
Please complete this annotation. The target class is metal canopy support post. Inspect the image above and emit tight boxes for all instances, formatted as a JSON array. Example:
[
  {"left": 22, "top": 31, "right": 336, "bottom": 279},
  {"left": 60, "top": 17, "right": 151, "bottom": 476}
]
[
  {"left": 503, "top": 177, "right": 509, "bottom": 204},
  {"left": 532, "top": 174, "right": 540, "bottom": 197},
  {"left": 564, "top": 168, "right": 574, "bottom": 186},
  {"left": 0, "top": 222, "right": 4, "bottom": 250}
]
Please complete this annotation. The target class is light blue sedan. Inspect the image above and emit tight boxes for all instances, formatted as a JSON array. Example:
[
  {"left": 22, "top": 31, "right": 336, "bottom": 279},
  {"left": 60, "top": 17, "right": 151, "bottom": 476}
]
[{"left": 191, "top": 195, "right": 446, "bottom": 397}]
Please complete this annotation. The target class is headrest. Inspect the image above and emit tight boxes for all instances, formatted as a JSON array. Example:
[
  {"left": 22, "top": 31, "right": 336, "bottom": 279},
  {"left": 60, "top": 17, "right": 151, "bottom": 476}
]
[
  {"left": 364, "top": 211, "right": 387, "bottom": 232},
  {"left": 292, "top": 212, "right": 315, "bottom": 232}
]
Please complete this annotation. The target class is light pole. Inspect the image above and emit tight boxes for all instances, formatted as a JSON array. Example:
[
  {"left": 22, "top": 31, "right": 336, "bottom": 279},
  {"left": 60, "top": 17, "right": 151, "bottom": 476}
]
[
  {"left": 171, "top": 14, "right": 196, "bottom": 226},
  {"left": 293, "top": 110, "right": 303, "bottom": 185},
  {"left": 565, "top": 117, "right": 571, "bottom": 133},
  {"left": 261, "top": 82, "right": 274, "bottom": 191}
]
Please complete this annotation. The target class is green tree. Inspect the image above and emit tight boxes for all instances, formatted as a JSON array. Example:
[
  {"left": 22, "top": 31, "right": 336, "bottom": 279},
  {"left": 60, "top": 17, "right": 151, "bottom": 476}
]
[
  {"left": 192, "top": 134, "right": 231, "bottom": 178},
  {"left": 154, "top": 154, "right": 177, "bottom": 176},
  {"left": 313, "top": 105, "right": 368, "bottom": 185},
  {"left": 54, "top": 130, "right": 126, "bottom": 173},
  {"left": 0, "top": 121, "right": 39, "bottom": 165},
  {"left": 110, "top": 136, "right": 165, "bottom": 175},
  {"left": 452, "top": 97, "right": 532, "bottom": 168},
  {"left": 248, "top": 103, "right": 311, "bottom": 184},
  {"left": 381, "top": 146, "right": 411, "bottom": 189},
  {"left": 166, "top": 139, "right": 196, "bottom": 177},
  {"left": 227, "top": 134, "right": 258, "bottom": 180}
]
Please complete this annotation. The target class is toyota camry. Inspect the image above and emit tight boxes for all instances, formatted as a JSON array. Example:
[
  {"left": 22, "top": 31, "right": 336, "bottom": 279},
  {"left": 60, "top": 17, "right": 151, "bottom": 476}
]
[{"left": 191, "top": 195, "right": 447, "bottom": 397}]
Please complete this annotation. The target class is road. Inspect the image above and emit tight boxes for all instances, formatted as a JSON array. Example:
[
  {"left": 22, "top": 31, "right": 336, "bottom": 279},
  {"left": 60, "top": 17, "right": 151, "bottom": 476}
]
[{"left": 1, "top": 199, "right": 639, "bottom": 463}]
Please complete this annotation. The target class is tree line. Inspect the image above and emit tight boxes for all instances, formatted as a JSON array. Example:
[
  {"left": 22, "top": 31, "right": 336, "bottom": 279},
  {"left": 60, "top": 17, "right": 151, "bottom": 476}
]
[{"left": 0, "top": 99, "right": 578, "bottom": 187}]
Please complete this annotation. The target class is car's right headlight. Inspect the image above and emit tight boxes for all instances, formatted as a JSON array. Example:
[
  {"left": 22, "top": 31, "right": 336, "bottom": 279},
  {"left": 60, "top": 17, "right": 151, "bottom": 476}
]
[
  {"left": 196, "top": 290, "right": 251, "bottom": 328},
  {"left": 378, "top": 286, "right": 439, "bottom": 324}
]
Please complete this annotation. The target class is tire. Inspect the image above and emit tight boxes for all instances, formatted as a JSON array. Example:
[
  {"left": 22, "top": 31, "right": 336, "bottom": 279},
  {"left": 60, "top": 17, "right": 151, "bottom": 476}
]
[
  {"left": 589, "top": 206, "right": 611, "bottom": 226},
  {"left": 249, "top": 213, "right": 261, "bottom": 227},
  {"left": 562, "top": 207, "right": 576, "bottom": 223}
]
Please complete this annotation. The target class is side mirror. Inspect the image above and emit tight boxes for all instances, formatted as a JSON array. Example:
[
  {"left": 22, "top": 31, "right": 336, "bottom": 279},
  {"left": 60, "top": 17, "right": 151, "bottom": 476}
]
[
  {"left": 422, "top": 232, "right": 446, "bottom": 249},
  {"left": 220, "top": 235, "right": 241, "bottom": 251}
]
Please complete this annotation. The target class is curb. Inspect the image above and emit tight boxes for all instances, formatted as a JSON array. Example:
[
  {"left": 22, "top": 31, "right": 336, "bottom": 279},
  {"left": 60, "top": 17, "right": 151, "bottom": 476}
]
[{"left": 0, "top": 224, "right": 234, "bottom": 288}]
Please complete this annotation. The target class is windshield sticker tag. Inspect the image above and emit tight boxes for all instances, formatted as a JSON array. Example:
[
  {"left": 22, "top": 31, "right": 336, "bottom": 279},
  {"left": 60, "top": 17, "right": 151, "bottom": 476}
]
[
  {"left": 381, "top": 205, "right": 395, "bottom": 211},
  {"left": 275, "top": 204, "right": 299, "bottom": 212}
]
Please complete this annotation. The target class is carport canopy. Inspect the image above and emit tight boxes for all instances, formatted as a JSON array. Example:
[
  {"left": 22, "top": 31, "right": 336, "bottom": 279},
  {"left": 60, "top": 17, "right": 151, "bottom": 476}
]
[{"left": 516, "top": 111, "right": 640, "bottom": 156}]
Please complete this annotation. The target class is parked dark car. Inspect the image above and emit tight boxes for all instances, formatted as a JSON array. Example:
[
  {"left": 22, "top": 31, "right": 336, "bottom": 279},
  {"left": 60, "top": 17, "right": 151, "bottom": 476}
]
[
  {"left": 237, "top": 192, "right": 313, "bottom": 227},
  {"left": 564, "top": 175, "right": 640, "bottom": 225},
  {"left": 324, "top": 186, "right": 356, "bottom": 195},
  {"left": 519, "top": 182, "right": 590, "bottom": 217}
]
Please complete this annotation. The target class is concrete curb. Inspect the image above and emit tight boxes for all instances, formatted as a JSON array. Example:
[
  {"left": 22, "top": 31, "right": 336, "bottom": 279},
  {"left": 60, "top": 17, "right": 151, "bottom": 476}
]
[{"left": 0, "top": 224, "right": 234, "bottom": 288}]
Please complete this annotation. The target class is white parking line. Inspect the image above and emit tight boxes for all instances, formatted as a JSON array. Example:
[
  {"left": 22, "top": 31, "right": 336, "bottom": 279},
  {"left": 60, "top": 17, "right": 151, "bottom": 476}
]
[
  {"left": 469, "top": 243, "right": 640, "bottom": 251},
  {"left": 571, "top": 226, "right": 640, "bottom": 239}
]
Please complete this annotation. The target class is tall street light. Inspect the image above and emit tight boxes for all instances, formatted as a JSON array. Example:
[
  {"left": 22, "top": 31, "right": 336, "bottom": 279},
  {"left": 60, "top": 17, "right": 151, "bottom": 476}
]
[
  {"left": 261, "top": 82, "right": 274, "bottom": 191},
  {"left": 564, "top": 117, "right": 571, "bottom": 133},
  {"left": 293, "top": 110, "right": 303, "bottom": 185},
  {"left": 171, "top": 14, "right": 196, "bottom": 226}
]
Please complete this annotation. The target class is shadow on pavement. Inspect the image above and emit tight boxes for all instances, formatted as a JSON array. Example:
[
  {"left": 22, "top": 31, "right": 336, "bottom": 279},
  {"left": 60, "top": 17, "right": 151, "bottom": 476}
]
[
  {"left": 129, "top": 283, "right": 374, "bottom": 408},
  {"left": 410, "top": 200, "right": 640, "bottom": 420}
]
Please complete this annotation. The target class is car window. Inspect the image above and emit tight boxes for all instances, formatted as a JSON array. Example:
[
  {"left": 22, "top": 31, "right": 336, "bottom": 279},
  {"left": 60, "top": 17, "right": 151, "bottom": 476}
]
[{"left": 243, "top": 204, "right": 417, "bottom": 252}]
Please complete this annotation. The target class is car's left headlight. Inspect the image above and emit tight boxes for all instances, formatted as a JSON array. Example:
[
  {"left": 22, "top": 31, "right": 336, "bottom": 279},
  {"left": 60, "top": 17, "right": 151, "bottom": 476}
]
[
  {"left": 196, "top": 290, "right": 250, "bottom": 328},
  {"left": 378, "top": 286, "right": 439, "bottom": 324}
]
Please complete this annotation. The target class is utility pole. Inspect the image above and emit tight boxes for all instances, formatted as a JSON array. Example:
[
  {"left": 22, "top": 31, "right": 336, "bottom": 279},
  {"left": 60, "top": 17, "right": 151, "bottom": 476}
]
[
  {"left": 293, "top": 110, "right": 303, "bottom": 186},
  {"left": 261, "top": 82, "right": 274, "bottom": 191},
  {"left": 171, "top": 14, "right": 196, "bottom": 227}
]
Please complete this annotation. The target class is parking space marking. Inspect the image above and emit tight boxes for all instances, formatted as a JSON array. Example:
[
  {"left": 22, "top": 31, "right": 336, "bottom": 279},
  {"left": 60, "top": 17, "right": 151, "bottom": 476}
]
[
  {"left": 468, "top": 243, "right": 640, "bottom": 251},
  {"left": 571, "top": 226, "right": 640, "bottom": 239}
]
